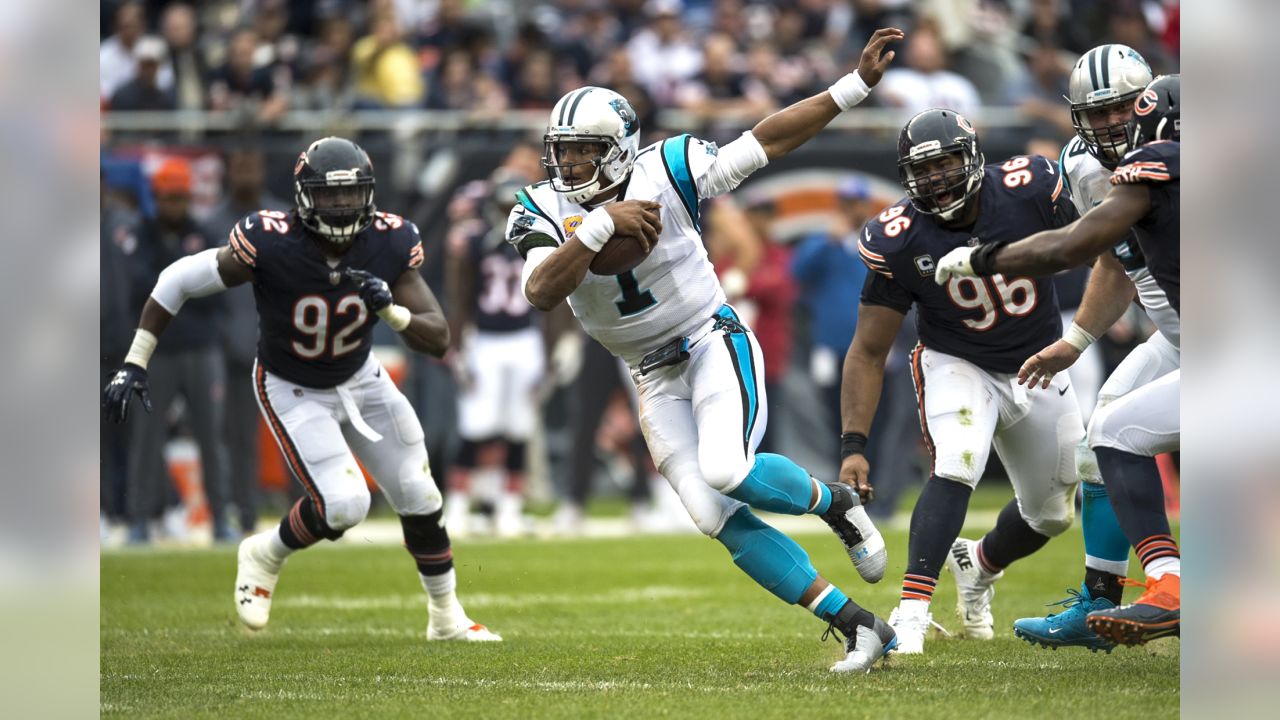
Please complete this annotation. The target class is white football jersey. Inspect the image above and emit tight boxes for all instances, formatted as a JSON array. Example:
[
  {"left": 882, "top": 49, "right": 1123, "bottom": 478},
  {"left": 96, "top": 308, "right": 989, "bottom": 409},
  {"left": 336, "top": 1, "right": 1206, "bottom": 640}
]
[
  {"left": 1060, "top": 136, "right": 1180, "bottom": 346},
  {"left": 506, "top": 134, "right": 729, "bottom": 365}
]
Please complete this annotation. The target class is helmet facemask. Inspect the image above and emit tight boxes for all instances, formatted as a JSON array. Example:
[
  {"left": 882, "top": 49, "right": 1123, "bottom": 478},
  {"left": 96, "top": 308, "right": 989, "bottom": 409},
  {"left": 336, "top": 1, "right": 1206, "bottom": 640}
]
[
  {"left": 297, "top": 173, "right": 376, "bottom": 246},
  {"left": 898, "top": 143, "right": 984, "bottom": 223},
  {"left": 1071, "top": 91, "right": 1142, "bottom": 165},
  {"left": 543, "top": 135, "right": 628, "bottom": 205}
]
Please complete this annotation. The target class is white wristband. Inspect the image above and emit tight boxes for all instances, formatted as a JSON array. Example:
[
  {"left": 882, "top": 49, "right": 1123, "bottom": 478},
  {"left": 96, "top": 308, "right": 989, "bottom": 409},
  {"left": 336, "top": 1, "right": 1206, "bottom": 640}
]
[
  {"left": 378, "top": 304, "right": 412, "bottom": 332},
  {"left": 1062, "top": 322, "right": 1096, "bottom": 353},
  {"left": 827, "top": 70, "right": 871, "bottom": 112},
  {"left": 124, "top": 329, "right": 159, "bottom": 369},
  {"left": 574, "top": 207, "right": 616, "bottom": 253}
]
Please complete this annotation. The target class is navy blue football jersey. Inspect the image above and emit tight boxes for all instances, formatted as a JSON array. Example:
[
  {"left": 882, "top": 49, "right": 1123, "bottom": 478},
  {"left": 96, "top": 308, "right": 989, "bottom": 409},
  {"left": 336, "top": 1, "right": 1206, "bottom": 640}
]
[
  {"left": 227, "top": 209, "right": 424, "bottom": 388},
  {"left": 1110, "top": 141, "right": 1180, "bottom": 314},
  {"left": 859, "top": 156, "right": 1078, "bottom": 373},
  {"left": 469, "top": 229, "right": 534, "bottom": 332}
]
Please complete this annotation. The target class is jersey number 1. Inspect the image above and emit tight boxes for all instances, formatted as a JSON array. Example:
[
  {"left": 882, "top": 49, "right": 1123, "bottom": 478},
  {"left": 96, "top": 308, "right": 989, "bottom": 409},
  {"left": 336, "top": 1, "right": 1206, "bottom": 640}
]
[{"left": 614, "top": 271, "right": 657, "bottom": 316}]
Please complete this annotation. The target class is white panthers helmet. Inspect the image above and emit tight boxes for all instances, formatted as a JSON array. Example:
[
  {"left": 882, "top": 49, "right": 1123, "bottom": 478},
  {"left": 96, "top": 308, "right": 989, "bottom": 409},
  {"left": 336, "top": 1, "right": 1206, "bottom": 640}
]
[
  {"left": 543, "top": 87, "right": 641, "bottom": 204},
  {"left": 1067, "top": 44, "right": 1153, "bottom": 164}
]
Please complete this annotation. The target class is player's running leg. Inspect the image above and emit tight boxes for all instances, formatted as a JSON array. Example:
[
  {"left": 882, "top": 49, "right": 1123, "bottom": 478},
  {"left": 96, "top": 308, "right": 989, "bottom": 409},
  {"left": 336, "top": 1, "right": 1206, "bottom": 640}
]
[
  {"left": 346, "top": 360, "right": 500, "bottom": 642},
  {"left": 694, "top": 307, "right": 886, "bottom": 582},
  {"left": 889, "top": 347, "right": 998, "bottom": 653},
  {"left": 1085, "top": 371, "right": 1181, "bottom": 645},
  {"left": 637, "top": 370, "right": 894, "bottom": 672},
  {"left": 1015, "top": 335, "right": 1177, "bottom": 650},
  {"left": 958, "top": 372, "right": 1081, "bottom": 640},
  {"left": 238, "top": 361, "right": 372, "bottom": 630}
]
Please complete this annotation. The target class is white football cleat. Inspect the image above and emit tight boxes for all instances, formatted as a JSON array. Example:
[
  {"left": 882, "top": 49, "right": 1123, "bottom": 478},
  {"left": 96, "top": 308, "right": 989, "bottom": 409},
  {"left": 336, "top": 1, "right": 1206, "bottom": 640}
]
[
  {"left": 428, "top": 616, "right": 503, "bottom": 642},
  {"left": 887, "top": 601, "right": 934, "bottom": 655},
  {"left": 946, "top": 537, "right": 1001, "bottom": 640},
  {"left": 830, "top": 616, "right": 898, "bottom": 673},
  {"left": 234, "top": 532, "right": 285, "bottom": 630},
  {"left": 819, "top": 482, "right": 887, "bottom": 583}
]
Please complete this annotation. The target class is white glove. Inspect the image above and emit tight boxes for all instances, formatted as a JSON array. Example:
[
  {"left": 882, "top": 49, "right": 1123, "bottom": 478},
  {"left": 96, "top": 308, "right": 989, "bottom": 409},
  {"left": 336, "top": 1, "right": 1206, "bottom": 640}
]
[{"left": 934, "top": 247, "right": 978, "bottom": 285}]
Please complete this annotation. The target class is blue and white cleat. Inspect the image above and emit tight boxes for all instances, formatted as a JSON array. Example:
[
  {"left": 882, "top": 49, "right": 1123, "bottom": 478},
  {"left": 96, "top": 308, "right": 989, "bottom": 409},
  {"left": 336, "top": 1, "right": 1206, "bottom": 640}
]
[
  {"left": 830, "top": 616, "right": 899, "bottom": 673},
  {"left": 820, "top": 481, "right": 887, "bottom": 583},
  {"left": 1013, "top": 584, "right": 1116, "bottom": 653}
]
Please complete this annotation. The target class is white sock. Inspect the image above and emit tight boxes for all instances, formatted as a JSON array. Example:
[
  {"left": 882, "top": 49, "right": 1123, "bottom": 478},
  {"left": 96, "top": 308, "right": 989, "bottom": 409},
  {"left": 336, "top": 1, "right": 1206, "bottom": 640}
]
[
  {"left": 258, "top": 528, "right": 293, "bottom": 568},
  {"left": 1144, "top": 556, "right": 1180, "bottom": 580},
  {"left": 421, "top": 569, "right": 463, "bottom": 616},
  {"left": 898, "top": 598, "right": 930, "bottom": 616}
]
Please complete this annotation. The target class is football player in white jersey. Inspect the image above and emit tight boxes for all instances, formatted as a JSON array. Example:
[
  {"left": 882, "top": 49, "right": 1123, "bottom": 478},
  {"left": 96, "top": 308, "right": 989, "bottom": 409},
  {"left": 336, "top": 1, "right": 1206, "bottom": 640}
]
[
  {"left": 507, "top": 28, "right": 905, "bottom": 673},
  {"left": 993, "top": 46, "right": 1180, "bottom": 652}
]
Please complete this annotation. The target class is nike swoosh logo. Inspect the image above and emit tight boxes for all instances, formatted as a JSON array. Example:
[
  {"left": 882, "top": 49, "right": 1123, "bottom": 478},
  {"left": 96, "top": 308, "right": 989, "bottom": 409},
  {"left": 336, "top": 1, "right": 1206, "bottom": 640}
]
[
  {"left": 1048, "top": 628, "right": 1062, "bottom": 634},
  {"left": 1043, "top": 157, "right": 1056, "bottom": 175},
  {"left": 245, "top": 218, "right": 254, "bottom": 229},
  {"left": 1058, "top": 386, "right": 1069, "bottom": 396}
]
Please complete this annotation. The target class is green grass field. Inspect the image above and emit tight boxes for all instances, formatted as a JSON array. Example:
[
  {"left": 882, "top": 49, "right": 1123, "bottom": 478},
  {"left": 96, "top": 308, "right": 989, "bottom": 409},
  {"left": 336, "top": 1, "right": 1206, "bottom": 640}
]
[{"left": 102, "top": 505, "right": 1179, "bottom": 719}]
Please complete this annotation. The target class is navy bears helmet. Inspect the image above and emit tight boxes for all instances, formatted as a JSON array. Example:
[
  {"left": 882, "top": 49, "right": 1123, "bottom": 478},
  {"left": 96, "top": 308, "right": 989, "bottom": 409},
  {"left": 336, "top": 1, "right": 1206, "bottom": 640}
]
[
  {"left": 1128, "top": 74, "right": 1180, "bottom": 148},
  {"left": 294, "top": 136, "right": 377, "bottom": 246},
  {"left": 896, "top": 109, "right": 985, "bottom": 222}
]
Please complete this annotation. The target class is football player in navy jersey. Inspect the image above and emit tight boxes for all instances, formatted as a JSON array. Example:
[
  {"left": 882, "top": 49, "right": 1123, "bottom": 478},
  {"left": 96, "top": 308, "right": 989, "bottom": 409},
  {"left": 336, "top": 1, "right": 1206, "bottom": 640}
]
[
  {"left": 103, "top": 137, "right": 500, "bottom": 642},
  {"left": 444, "top": 169, "right": 546, "bottom": 538},
  {"left": 840, "top": 108, "right": 1092, "bottom": 654},
  {"left": 936, "top": 76, "right": 1181, "bottom": 645}
]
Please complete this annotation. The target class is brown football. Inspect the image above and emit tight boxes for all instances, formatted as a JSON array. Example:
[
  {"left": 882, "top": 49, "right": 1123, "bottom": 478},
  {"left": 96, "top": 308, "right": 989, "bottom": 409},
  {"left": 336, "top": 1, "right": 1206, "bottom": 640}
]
[{"left": 589, "top": 234, "right": 652, "bottom": 276}]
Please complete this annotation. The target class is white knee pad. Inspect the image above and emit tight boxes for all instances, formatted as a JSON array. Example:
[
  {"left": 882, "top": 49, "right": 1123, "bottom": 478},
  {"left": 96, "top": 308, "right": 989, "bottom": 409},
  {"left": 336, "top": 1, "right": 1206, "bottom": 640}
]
[
  {"left": 1022, "top": 487, "right": 1076, "bottom": 537},
  {"left": 697, "top": 453, "right": 748, "bottom": 495},
  {"left": 394, "top": 454, "right": 444, "bottom": 516},
  {"left": 661, "top": 456, "right": 741, "bottom": 537},
  {"left": 324, "top": 487, "right": 372, "bottom": 531}
]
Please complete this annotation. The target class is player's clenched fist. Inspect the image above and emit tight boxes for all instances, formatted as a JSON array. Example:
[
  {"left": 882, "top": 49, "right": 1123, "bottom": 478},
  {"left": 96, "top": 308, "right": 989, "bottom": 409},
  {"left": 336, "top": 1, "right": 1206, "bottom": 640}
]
[
  {"left": 345, "top": 268, "right": 394, "bottom": 313},
  {"left": 102, "top": 363, "right": 152, "bottom": 424}
]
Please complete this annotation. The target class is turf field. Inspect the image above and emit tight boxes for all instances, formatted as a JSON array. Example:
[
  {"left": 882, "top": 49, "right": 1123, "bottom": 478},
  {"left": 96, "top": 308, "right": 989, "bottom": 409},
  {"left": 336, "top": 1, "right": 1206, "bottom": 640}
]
[{"left": 102, "top": 506, "right": 1179, "bottom": 719}]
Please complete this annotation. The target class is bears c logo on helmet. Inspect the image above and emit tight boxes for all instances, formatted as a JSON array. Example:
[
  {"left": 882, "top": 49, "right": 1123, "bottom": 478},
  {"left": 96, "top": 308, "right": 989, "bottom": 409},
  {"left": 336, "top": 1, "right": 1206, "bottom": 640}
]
[
  {"left": 955, "top": 114, "right": 975, "bottom": 133},
  {"left": 1134, "top": 88, "right": 1159, "bottom": 116}
]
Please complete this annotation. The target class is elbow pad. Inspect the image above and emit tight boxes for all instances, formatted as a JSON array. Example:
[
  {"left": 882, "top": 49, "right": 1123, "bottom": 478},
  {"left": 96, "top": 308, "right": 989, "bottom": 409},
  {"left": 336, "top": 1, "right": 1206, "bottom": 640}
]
[
  {"left": 521, "top": 246, "right": 555, "bottom": 305},
  {"left": 701, "top": 131, "right": 770, "bottom": 198},
  {"left": 151, "top": 248, "right": 227, "bottom": 314}
]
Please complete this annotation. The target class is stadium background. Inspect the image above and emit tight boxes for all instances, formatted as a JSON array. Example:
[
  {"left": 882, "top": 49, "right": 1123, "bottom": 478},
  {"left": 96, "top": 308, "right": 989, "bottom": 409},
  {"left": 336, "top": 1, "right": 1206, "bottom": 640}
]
[{"left": 99, "top": 0, "right": 1180, "bottom": 541}]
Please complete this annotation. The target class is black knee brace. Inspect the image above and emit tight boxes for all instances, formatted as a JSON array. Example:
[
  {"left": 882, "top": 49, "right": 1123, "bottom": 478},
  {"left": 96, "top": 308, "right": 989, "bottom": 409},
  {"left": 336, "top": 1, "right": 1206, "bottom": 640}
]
[{"left": 401, "top": 510, "right": 453, "bottom": 575}]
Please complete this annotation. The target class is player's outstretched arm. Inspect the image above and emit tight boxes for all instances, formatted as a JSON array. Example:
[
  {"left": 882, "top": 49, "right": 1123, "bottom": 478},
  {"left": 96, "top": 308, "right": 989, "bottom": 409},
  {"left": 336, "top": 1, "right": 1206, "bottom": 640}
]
[
  {"left": 986, "top": 184, "right": 1151, "bottom": 276},
  {"left": 838, "top": 303, "right": 905, "bottom": 503},
  {"left": 102, "top": 246, "right": 250, "bottom": 423},
  {"left": 751, "top": 27, "right": 902, "bottom": 162},
  {"left": 1018, "top": 253, "right": 1136, "bottom": 389},
  {"left": 523, "top": 200, "right": 662, "bottom": 311}
]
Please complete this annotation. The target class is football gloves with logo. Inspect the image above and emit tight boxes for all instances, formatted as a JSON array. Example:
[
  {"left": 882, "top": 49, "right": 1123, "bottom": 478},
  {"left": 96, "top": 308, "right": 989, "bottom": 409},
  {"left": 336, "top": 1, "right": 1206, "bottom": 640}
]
[
  {"left": 345, "top": 268, "right": 394, "bottom": 313},
  {"left": 102, "top": 363, "right": 152, "bottom": 423}
]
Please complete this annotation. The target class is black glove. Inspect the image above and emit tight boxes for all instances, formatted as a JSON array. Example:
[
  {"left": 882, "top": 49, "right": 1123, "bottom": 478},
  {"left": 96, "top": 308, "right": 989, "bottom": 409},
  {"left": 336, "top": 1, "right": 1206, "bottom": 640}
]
[
  {"left": 102, "top": 363, "right": 152, "bottom": 424},
  {"left": 345, "top": 268, "right": 393, "bottom": 313}
]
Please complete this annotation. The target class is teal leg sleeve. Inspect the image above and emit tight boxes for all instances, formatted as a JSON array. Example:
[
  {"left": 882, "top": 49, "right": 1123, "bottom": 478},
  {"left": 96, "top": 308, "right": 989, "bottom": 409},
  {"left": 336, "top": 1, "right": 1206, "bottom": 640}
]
[
  {"left": 727, "top": 453, "right": 829, "bottom": 515},
  {"left": 716, "top": 507, "right": 818, "bottom": 604},
  {"left": 1082, "top": 482, "right": 1130, "bottom": 574}
]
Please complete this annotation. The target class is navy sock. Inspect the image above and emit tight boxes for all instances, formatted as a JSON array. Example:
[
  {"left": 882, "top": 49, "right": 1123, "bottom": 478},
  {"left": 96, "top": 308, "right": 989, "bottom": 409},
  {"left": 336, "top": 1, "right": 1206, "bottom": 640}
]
[
  {"left": 902, "top": 476, "right": 972, "bottom": 599},
  {"left": 1093, "top": 446, "right": 1171, "bottom": 548},
  {"left": 978, "top": 498, "right": 1050, "bottom": 572}
]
